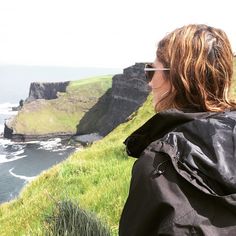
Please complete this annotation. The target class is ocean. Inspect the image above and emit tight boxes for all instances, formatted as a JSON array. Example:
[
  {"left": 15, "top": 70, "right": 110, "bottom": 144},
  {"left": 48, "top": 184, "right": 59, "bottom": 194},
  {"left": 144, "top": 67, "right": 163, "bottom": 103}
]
[{"left": 0, "top": 65, "right": 121, "bottom": 204}]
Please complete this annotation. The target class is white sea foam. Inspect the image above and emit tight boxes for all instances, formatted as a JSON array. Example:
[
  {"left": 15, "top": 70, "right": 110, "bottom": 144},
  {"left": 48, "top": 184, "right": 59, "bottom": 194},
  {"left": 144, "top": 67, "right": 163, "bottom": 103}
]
[
  {"left": 0, "top": 138, "right": 16, "bottom": 149},
  {"left": 0, "top": 154, "right": 27, "bottom": 164},
  {"left": 0, "top": 103, "right": 18, "bottom": 115},
  {"left": 11, "top": 149, "right": 25, "bottom": 156},
  {"left": 0, "top": 154, "right": 6, "bottom": 159},
  {"left": 0, "top": 139, "right": 27, "bottom": 164},
  {"left": 25, "top": 140, "right": 41, "bottom": 144},
  {"left": 38, "top": 138, "right": 61, "bottom": 150},
  {"left": 38, "top": 138, "right": 72, "bottom": 152},
  {"left": 9, "top": 168, "right": 36, "bottom": 182},
  {"left": 0, "top": 124, "right": 4, "bottom": 134},
  {"left": 0, "top": 138, "right": 12, "bottom": 145}
]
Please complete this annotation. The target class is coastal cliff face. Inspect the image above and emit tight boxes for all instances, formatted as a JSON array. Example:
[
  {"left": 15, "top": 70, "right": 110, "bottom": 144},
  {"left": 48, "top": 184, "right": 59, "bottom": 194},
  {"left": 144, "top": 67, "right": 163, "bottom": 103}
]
[
  {"left": 4, "top": 64, "right": 150, "bottom": 141},
  {"left": 26, "top": 81, "right": 70, "bottom": 102},
  {"left": 76, "top": 63, "right": 150, "bottom": 136},
  {"left": 4, "top": 77, "right": 112, "bottom": 141},
  {"left": 105, "top": 63, "right": 150, "bottom": 133}
]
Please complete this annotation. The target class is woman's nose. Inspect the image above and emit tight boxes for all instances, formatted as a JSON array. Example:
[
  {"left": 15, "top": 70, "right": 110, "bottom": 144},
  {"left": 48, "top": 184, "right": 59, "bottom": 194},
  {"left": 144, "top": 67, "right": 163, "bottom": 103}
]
[
  {"left": 148, "top": 80, "right": 153, "bottom": 88},
  {"left": 148, "top": 79, "right": 152, "bottom": 87}
]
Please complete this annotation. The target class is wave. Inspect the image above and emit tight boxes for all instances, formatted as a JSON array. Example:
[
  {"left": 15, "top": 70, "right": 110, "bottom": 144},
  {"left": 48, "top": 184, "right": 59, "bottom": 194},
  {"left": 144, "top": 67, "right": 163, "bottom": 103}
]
[
  {"left": 11, "top": 149, "right": 25, "bottom": 156},
  {"left": 0, "top": 138, "right": 21, "bottom": 146},
  {"left": 0, "top": 136, "right": 74, "bottom": 166},
  {"left": 0, "top": 124, "right": 4, "bottom": 134},
  {"left": 0, "top": 154, "right": 27, "bottom": 164},
  {"left": 0, "top": 139, "right": 27, "bottom": 164},
  {"left": 0, "top": 138, "right": 13, "bottom": 149},
  {"left": 0, "top": 139, "right": 26, "bottom": 150},
  {"left": 9, "top": 168, "right": 36, "bottom": 182},
  {"left": 0, "top": 103, "right": 18, "bottom": 115},
  {"left": 0, "top": 136, "right": 72, "bottom": 151},
  {"left": 38, "top": 138, "right": 73, "bottom": 151}
]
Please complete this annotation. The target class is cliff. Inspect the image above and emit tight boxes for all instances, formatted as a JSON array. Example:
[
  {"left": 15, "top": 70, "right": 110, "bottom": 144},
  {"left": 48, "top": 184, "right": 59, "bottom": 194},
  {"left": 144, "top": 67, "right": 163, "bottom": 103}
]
[
  {"left": 76, "top": 63, "right": 150, "bottom": 136},
  {"left": 4, "top": 77, "right": 112, "bottom": 141},
  {"left": 26, "top": 81, "right": 70, "bottom": 102},
  {"left": 4, "top": 64, "right": 150, "bottom": 142}
]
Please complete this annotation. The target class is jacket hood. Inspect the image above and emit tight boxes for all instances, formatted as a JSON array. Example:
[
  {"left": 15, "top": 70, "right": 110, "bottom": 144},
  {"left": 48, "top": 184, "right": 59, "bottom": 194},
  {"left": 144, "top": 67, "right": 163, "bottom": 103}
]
[{"left": 125, "top": 109, "right": 236, "bottom": 196}]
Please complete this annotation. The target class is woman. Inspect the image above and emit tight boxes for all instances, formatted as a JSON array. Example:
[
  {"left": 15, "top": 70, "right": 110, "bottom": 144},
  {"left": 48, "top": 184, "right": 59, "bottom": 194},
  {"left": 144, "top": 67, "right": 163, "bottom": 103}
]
[{"left": 119, "top": 24, "right": 236, "bottom": 235}]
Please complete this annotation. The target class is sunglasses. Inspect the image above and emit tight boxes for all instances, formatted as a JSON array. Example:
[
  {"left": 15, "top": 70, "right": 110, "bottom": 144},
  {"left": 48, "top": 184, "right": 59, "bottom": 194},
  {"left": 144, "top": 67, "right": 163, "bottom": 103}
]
[{"left": 144, "top": 63, "right": 170, "bottom": 82}]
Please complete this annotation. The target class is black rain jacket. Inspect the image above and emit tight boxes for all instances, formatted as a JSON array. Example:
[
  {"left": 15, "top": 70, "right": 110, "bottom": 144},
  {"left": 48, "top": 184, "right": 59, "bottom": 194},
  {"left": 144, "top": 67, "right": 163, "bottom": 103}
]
[{"left": 119, "top": 109, "right": 236, "bottom": 236}]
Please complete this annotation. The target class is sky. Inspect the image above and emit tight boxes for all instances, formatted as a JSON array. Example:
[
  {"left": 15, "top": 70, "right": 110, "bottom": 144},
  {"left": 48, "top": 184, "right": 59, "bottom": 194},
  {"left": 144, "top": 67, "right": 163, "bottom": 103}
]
[{"left": 0, "top": 0, "right": 235, "bottom": 68}]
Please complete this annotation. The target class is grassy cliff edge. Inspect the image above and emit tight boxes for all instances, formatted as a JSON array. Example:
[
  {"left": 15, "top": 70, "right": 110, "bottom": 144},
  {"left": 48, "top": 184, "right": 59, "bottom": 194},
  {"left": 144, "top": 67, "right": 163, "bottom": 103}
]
[{"left": 9, "top": 75, "right": 112, "bottom": 136}]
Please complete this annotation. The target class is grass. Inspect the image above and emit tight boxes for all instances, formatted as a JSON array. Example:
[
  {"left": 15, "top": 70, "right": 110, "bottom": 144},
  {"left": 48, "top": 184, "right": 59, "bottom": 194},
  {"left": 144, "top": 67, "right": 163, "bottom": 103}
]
[
  {"left": 68, "top": 75, "right": 112, "bottom": 90},
  {"left": 44, "top": 200, "right": 111, "bottom": 235},
  {"left": 0, "top": 59, "right": 235, "bottom": 235},
  {"left": 0, "top": 94, "right": 154, "bottom": 236},
  {"left": 10, "top": 75, "right": 112, "bottom": 135}
]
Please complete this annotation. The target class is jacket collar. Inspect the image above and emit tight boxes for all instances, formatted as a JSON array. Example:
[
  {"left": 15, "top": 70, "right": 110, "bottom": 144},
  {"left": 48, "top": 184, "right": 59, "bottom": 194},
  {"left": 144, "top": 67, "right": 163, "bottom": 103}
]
[{"left": 124, "top": 109, "right": 216, "bottom": 158}]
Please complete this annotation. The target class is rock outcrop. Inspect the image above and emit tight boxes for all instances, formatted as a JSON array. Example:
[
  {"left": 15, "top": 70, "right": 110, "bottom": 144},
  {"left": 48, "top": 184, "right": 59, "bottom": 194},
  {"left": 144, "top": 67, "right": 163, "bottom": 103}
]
[
  {"left": 3, "top": 120, "right": 13, "bottom": 139},
  {"left": 26, "top": 81, "right": 70, "bottom": 102},
  {"left": 76, "top": 63, "right": 150, "bottom": 136}
]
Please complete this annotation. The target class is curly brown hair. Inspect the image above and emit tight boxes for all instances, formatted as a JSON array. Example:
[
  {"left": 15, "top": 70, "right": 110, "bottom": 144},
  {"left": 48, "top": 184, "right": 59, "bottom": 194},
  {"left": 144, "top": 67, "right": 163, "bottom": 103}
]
[{"left": 156, "top": 24, "right": 236, "bottom": 112}]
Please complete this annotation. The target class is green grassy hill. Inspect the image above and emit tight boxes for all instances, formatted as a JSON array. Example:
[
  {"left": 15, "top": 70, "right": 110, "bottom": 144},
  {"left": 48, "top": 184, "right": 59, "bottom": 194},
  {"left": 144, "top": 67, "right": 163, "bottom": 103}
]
[
  {"left": 0, "top": 59, "right": 236, "bottom": 235},
  {"left": 9, "top": 75, "right": 112, "bottom": 135}
]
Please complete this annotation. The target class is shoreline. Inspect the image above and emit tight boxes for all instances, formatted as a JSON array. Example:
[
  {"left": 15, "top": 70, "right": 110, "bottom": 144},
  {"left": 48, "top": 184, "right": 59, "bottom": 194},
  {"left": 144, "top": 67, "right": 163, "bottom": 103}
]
[
  {"left": 8, "top": 132, "right": 74, "bottom": 142},
  {"left": 3, "top": 125, "right": 103, "bottom": 146},
  {"left": 0, "top": 137, "right": 77, "bottom": 205}
]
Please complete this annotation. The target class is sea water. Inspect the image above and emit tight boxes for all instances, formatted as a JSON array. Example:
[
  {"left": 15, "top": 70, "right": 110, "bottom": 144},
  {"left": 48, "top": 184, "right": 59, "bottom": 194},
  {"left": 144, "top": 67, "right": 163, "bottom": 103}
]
[{"left": 0, "top": 65, "right": 121, "bottom": 204}]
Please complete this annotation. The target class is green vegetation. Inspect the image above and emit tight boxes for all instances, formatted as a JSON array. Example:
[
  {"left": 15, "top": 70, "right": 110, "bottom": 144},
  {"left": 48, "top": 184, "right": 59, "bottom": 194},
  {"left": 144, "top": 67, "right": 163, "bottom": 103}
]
[
  {"left": 44, "top": 200, "right": 111, "bottom": 235},
  {"left": 10, "top": 75, "right": 112, "bottom": 135},
  {"left": 0, "top": 94, "right": 154, "bottom": 236},
  {"left": 0, "top": 60, "right": 236, "bottom": 235},
  {"left": 68, "top": 75, "right": 112, "bottom": 91}
]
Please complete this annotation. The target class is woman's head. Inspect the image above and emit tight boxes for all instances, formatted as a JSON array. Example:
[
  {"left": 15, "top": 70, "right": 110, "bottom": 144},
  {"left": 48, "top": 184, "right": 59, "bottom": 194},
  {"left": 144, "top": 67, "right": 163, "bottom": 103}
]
[{"left": 150, "top": 24, "right": 235, "bottom": 112}]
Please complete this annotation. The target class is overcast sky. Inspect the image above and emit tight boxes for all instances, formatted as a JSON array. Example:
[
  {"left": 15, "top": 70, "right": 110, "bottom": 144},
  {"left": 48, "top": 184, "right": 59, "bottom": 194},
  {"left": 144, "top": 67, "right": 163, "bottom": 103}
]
[{"left": 0, "top": 0, "right": 235, "bottom": 68}]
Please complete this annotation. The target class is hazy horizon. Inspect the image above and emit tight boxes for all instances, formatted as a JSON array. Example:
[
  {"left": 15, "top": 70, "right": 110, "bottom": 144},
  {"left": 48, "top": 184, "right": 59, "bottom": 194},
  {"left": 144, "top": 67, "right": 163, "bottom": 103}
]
[{"left": 0, "top": 64, "right": 123, "bottom": 103}]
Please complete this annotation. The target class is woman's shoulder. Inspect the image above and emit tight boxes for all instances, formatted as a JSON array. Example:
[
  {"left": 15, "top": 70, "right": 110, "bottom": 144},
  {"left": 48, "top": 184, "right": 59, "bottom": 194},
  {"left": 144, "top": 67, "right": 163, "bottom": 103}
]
[{"left": 132, "top": 147, "right": 169, "bottom": 179}]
